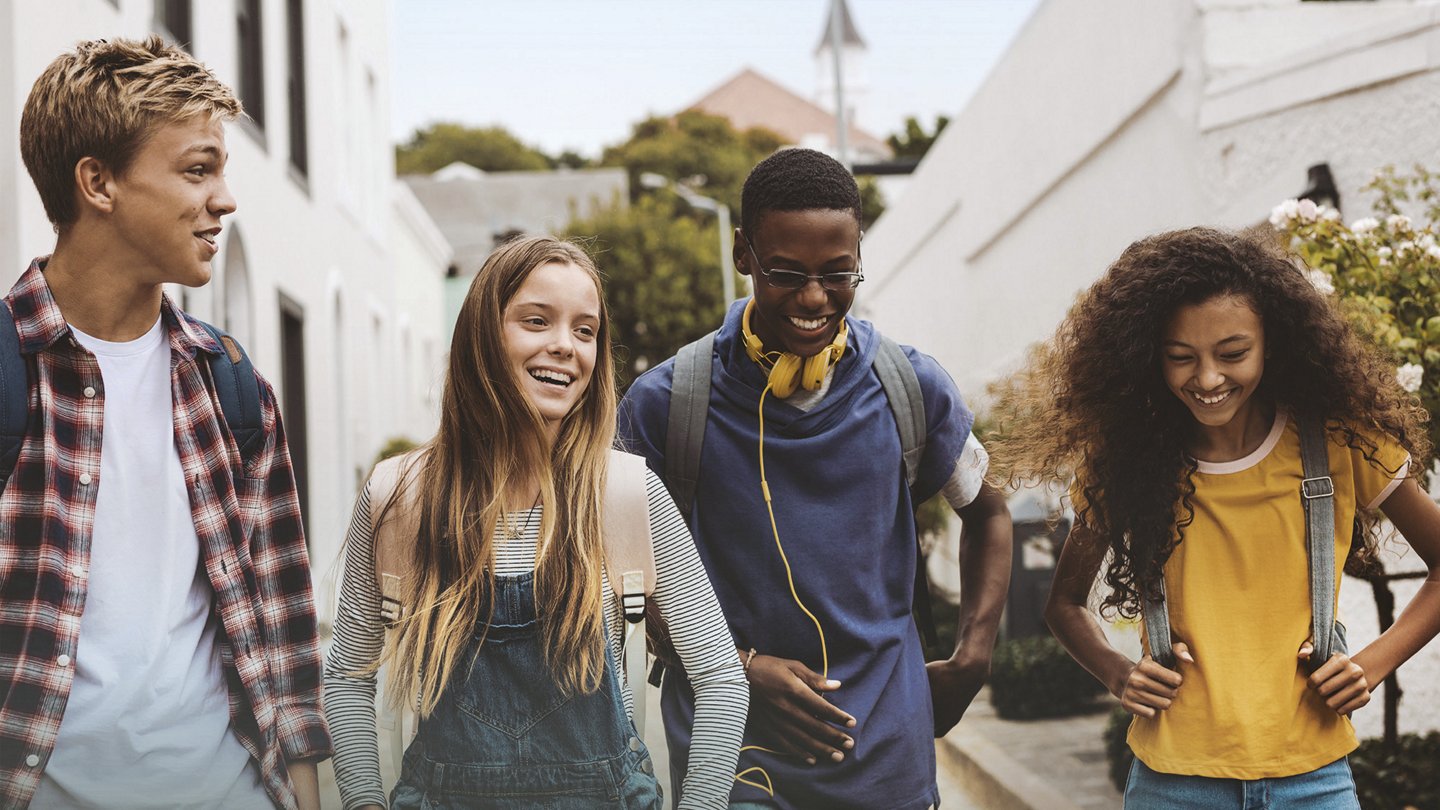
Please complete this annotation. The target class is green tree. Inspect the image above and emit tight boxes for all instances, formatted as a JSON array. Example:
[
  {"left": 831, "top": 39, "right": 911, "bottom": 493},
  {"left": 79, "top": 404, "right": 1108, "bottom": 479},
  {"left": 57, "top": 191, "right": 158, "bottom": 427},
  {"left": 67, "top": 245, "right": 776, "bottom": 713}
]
[
  {"left": 1272, "top": 164, "right": 1440, "bottom": 455},
  {"left": 564, "top": 194, "right": 729, "bottom": 388},
  {"left": 886, "top": 115, "right": 950, "bottom": 161},
  {"left": 600, "top": 111, "right": 785, "bottom": 212},
  {"left": 396, "top": 122, "right": 552, "bottom": 174}
]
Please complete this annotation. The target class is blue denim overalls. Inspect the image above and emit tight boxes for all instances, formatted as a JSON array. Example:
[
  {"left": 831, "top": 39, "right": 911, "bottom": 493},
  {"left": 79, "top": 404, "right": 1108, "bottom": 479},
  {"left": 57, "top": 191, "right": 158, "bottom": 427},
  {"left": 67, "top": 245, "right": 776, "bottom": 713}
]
[{"left": 391, "top": 573, "right": 663, "bottom": 809}]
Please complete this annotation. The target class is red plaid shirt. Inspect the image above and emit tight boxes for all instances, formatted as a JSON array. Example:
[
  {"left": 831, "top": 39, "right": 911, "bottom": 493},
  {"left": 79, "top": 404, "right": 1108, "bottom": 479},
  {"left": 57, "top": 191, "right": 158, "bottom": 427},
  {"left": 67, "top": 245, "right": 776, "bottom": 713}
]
[{"left": 0, "top": 260, "right": 331, "bottom": 808}]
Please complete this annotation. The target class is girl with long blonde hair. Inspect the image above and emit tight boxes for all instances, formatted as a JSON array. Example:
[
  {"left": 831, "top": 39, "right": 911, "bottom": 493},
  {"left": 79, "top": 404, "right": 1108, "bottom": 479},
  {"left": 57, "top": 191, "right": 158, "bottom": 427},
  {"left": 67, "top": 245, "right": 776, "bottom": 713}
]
[{"left": 324, "top": 236, "right": 748, "bottom": 809}]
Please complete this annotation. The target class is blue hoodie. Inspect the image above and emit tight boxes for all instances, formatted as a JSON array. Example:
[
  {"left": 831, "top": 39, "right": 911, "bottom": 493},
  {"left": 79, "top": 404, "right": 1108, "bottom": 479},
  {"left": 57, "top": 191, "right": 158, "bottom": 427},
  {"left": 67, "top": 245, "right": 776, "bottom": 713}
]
[{"left": 619, "top": 299, "right": 973, "bottom": 810}]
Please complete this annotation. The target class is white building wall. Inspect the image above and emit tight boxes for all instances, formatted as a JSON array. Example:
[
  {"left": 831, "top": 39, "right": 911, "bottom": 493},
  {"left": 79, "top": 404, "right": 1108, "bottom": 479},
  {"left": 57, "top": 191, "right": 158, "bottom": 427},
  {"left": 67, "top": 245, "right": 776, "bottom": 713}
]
[
  {"left": 0, "top": 0, "right": 449, "bottom": 616},
  {"left": 864, "top": 0, "right": 1440, "bottom": 736}
]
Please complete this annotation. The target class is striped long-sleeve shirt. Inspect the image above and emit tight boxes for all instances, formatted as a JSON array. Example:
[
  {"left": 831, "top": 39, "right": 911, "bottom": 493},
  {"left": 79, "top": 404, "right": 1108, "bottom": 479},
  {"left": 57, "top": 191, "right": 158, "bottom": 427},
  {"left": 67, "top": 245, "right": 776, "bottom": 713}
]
[{"left": 323, "top": 467, "right": 748, "bottom": 809}]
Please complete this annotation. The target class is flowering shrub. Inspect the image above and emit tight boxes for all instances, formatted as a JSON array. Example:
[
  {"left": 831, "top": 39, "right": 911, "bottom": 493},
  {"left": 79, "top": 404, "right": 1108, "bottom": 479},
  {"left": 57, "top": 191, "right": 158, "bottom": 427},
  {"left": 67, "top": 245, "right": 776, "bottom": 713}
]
[{"left": 1271, "top": 165, "right": 1440, "bottom": 458}]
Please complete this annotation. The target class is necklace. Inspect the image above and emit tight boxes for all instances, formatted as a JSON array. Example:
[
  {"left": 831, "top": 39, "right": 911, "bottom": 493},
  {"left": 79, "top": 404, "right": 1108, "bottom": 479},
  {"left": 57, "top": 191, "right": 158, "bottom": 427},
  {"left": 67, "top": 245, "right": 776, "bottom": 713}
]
[{"left": 502, "top": 493, "right": 542, "bottom": 540}]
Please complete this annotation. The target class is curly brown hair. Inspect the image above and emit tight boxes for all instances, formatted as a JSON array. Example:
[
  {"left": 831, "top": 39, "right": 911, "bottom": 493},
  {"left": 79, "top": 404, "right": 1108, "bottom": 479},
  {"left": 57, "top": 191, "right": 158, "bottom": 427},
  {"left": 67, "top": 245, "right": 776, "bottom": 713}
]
[{"left": 988, "top": 227, "right": 1430, "bottom": 618}]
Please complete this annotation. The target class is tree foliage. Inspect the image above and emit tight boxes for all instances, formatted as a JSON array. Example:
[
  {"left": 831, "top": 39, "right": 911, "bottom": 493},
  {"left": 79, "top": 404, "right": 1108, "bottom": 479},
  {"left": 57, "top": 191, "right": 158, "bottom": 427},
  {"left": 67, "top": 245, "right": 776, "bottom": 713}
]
[
  {"left": 564, "top": 111, "right": 784, "bottom": 387},
  {"left": 600, "top": 111, "right": 785, "bottom": 212},
  {"left": 886, "top": 115, "right": 950, "bottom": 161},
  {"left": 1271, "top": 164, "right": 1440, "bottom": 456},
  {"left": 564, "top": 194, "right": 732, "bottom": 389},
  {"left": 395, "top": 122, "right": 553, "bottom": 175}
]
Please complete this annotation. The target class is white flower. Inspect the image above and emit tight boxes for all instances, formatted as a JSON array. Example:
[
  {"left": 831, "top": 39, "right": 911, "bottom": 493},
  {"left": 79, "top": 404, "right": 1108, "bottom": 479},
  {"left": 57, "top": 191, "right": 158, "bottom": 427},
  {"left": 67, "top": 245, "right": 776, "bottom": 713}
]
[
  {"left": 1305, "top": 269, "right": 1335, "bottom": 295},
  {"left": 1377, "top": 246, "right": 1394, "bottom": 258},
  {"left": 1398, "top": 240, "right": 1416, "bottom": 255},
  {"left": 1387, "top": 214, "right": 1413, "bottom": 231},
  {"left": 1322, "top": 206, "right": 1341, "bottom": 222},
  {"left": 1297, "top": 198, "right": 1320, "bottom": 223},
  {"left": 1419, "top": 233, "right": 1437, "bottom": 250},
  {"left": 1350, "top": 217, "right": 1380, "bottom": 234},
  {"left": 1270, "top": 199, "right": 1301, "bottom": 229},
  {"left": 1427, "top": 245, "right": 1440, "bottom": 261},
  {"left": 1397, "top": 363, "right": 1424, "bottom": 393}
]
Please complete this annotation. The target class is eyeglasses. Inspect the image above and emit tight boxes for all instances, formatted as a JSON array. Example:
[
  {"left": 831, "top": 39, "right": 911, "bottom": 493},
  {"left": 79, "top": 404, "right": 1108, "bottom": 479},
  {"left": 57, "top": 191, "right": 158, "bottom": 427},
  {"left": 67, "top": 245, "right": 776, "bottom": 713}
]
[{"left": 743, "top": 235, "right": 864, "bottom": 291}]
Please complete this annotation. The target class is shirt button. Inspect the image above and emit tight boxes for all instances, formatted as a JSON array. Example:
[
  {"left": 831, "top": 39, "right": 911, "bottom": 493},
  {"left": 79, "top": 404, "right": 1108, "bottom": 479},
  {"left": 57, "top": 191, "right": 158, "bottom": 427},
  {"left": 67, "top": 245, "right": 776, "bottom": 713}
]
[
  {"left": 82, "top": 386, "right": 96, "bottom": 398},
  {"left": 57, "top": 654, "right": 70, "bottom": 667},
  {"left": 69, "top": 565, "right": 83, "bottom": 578},
  {"left": 640, "top": 757, "right": 653, "bottom": 775},
  {"left": 24, "top": 754, "right": 38, "bottom": 767},
  {"left": 629, "top": 736, "right": 641, "bottom": 752},
  {"left": 79, "top": 473, "right": 92, "bottom": 486}
]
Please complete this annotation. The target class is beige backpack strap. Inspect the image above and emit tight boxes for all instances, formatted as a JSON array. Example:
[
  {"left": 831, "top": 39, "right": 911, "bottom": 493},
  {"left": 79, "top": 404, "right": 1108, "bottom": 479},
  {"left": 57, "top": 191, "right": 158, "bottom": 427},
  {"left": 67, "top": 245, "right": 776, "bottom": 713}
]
[
  {"left": 369, "top": 453, "right": 422, "bottom": 625},
  {"left": 365, "top": 451, "right": 424, "bottom": 782},
  {"left": 603, "top": 449, "right": 656, "bottom": 737},
  {"left": 604, "top": 449, "right": 656, "bottom": 606}
]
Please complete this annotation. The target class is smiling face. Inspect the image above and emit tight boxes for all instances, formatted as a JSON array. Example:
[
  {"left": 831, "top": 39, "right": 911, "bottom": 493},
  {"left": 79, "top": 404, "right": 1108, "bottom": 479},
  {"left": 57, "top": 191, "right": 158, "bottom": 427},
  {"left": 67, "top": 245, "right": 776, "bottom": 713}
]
[
  {"left": 736, "top": 208, "right": 860, "bottom": 358},
  {"left": 105, "top": 115, "right": 235, "bottom": 288},
  {"left": 502, "top": 260, "right": 601, "bottom": 440},
  {"left": 1161, "top": 294, "right": 1267, "bottom": 434}
]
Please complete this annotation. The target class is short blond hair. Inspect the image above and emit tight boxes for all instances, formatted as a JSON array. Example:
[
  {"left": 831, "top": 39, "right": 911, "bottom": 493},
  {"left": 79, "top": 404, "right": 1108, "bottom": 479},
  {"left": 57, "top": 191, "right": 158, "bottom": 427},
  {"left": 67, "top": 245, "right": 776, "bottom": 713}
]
[{"left": 20, "top": 36, "right": 242, "bottom": 226}]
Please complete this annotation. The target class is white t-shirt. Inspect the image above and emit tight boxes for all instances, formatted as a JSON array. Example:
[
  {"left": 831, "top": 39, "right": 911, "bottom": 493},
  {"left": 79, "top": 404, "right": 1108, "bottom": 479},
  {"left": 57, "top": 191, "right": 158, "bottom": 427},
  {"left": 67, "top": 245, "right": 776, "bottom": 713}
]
[{"left": 31, "top": 319, "right": 268, "bottom": 810}]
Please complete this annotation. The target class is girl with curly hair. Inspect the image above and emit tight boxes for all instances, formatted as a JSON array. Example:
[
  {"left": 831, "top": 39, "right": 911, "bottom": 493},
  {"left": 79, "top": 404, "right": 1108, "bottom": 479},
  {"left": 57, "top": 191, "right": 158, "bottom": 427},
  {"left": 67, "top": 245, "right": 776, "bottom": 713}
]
[{"left": 989, "top": 227, "right": 1440, "bottom": 807}]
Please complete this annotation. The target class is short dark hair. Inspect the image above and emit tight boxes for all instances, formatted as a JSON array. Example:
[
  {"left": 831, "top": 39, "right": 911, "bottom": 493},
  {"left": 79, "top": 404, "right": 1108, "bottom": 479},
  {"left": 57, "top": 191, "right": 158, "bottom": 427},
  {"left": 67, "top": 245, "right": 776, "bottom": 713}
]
[{"left": 740, "top": 147, "right": 862, "bottom": 235}]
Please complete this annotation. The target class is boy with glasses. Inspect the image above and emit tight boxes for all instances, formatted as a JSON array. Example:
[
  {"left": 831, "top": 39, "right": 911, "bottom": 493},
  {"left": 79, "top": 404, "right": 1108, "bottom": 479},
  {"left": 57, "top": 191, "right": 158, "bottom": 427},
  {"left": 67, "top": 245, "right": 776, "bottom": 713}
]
[
  {"left": 4, "top": 37, "right": 329, "bottom": 808},
  {"left": 619, "top": 147, "right": 1012, "bottom": 809}
]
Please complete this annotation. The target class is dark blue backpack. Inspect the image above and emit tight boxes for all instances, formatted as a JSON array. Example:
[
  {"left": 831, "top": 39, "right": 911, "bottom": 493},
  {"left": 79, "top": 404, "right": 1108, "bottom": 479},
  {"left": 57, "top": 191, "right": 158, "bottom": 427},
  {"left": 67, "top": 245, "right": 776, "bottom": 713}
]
[{"left": 0, "top": 301, "right": 263, "bottom": 489}]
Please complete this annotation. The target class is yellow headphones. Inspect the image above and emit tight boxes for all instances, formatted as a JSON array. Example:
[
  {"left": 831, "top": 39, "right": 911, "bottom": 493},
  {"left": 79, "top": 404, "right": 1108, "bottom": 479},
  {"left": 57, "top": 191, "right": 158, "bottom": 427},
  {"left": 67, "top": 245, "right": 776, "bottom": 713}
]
[{"left": 741, "top": 299, "right": 848, "bottom": 398}]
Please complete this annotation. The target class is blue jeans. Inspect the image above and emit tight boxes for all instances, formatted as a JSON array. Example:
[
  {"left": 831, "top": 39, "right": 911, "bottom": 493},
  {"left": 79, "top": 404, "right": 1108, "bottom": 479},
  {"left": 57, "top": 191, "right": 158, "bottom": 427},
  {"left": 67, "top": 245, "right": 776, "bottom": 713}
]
[
  {"left": 391, "top": 573, "right": 663, "bottom": 809},
  {"left": 1124, "top": 757, "right": 1359, "bottom": 809}
]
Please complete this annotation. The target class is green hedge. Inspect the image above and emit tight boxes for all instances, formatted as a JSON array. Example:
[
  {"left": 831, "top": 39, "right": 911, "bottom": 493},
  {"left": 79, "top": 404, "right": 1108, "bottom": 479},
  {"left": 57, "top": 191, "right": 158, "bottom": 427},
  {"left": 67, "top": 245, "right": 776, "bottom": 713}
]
[
  {"left": 1351, "top": 733, "right": 1440, "bottom": 810},
  {"left": 1103, "top": 706, "right": 1134, "bottom": 791},
  {"left": 989, "top": 635, "right": 1105, "bottom": 720},
  {"left": 1102, "top": 713, "right": 1440, "bottom": 808}
]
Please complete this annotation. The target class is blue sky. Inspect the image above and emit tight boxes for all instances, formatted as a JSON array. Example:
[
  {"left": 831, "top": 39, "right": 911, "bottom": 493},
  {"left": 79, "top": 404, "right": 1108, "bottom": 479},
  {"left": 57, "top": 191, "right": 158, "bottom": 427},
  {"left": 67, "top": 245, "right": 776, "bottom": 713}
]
[{"left": 391, "top": 0, "right": 1041, "bottom": 157}]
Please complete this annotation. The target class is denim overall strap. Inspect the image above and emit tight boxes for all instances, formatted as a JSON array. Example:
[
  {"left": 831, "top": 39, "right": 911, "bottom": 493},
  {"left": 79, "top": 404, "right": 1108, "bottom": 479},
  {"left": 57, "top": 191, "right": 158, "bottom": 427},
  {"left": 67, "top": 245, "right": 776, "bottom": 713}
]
[
  {"left": 1143, "top": 415, "right": 1336, "bottom": 672},
  {"left": 391, "top": 573, "right": 662, "bottom": 809},
  {"left": 1298, "top": 414, "right": 1337, "bottom": 672}
]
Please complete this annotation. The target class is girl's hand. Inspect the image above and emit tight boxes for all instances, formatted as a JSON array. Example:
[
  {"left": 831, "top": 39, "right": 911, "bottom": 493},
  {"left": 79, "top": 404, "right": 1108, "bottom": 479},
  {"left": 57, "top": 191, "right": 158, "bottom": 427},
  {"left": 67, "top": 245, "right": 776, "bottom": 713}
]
[
  {"left": 1299, "top": 642, "right": 1371, "bottom": 715},
  {"left": 1116, "top": 642, "right": 1192, "bottom": 718}
]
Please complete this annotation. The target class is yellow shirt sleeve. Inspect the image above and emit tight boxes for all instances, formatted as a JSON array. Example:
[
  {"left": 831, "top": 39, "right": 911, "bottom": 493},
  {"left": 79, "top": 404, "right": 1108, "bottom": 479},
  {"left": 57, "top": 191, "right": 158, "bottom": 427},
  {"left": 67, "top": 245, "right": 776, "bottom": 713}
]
[{"left": 1340, "top": 427, "right": 1411, "bottom": 510}]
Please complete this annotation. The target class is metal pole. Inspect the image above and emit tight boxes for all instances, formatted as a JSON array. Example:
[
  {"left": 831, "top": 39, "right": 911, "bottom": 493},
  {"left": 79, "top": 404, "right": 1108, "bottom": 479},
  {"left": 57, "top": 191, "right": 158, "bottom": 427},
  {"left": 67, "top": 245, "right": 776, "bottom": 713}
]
[
  {"left": 717, "top": 204, "right": 735, "bottom": 303},
  {"left": 829, "top": 0, "right": 849, "bottom": 167}
]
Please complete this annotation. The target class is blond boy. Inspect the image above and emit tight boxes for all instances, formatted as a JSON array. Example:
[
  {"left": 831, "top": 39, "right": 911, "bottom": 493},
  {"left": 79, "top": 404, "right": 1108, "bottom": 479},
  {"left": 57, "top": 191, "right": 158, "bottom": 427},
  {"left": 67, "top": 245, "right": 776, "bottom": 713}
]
[{"left": 3, "top": 37, "right": 329, "bottom": 808}]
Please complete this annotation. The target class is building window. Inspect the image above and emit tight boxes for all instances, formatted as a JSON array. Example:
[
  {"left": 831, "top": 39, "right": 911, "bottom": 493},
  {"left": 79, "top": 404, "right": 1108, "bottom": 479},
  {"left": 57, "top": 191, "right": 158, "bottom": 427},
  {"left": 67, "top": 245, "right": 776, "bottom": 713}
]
[
  {"left": 286, "top": 0, "right": 308, "bottom": 177},
  {"left": 155, "top": 0, "right": 192, "bottom": 51},
  {"left": 237, "top": 0, "right": 265, "bottom": 130}
]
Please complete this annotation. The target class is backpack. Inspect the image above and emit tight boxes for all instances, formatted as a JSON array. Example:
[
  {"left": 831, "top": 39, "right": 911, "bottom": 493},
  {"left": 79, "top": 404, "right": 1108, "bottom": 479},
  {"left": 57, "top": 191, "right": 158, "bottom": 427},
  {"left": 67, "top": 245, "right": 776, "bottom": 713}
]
[
  {"left": 662, "top": 330, "right": 941, "bottom": 660},
  {"left": 0, "top": 300, "right": 263, "bottom": 491},
  {"left": 1142, "top": 414, "right": 1346, "bottom": 671},
  {"left": 367, "top": 448, "right": 658, "bottom": 778}
]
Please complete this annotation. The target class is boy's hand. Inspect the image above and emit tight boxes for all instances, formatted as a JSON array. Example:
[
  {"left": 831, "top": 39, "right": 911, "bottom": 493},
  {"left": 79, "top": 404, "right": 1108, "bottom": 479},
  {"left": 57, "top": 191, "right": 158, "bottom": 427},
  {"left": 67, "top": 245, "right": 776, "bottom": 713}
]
[
  {"left": 1300, "top": 643, "right": 1371, "bottom": 715},
  {"left": 926, "top": 655, "right": 988, "bottom": 736},
  {"left": 1117, "top": 643, "right": 1191, "bottom": 718},
  {"left": 746, "top": 654, "right": 856, "bottom": 765}
]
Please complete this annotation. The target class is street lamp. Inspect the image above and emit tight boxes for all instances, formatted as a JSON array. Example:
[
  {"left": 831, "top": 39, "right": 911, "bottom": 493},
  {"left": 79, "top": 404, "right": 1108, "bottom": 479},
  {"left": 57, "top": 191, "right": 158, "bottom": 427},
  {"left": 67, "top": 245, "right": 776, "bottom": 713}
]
[{"left": 639, "top": 172, "right": 738, "bottom": 304}]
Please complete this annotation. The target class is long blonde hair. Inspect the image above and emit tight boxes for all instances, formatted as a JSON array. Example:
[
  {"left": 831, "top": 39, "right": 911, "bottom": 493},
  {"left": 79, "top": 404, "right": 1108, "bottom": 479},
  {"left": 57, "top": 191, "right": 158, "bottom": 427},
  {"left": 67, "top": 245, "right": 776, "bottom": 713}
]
[{"left": 384, "top": 235, "right": 617, "bottom": 715}]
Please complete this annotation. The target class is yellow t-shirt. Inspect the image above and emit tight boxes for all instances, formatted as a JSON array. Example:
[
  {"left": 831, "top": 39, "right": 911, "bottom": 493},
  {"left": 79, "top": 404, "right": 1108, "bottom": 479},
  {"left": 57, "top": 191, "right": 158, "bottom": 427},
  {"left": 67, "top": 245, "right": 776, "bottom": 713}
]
[{"left": 1123, "top": 412, "right": 1409, "bottom": 778}]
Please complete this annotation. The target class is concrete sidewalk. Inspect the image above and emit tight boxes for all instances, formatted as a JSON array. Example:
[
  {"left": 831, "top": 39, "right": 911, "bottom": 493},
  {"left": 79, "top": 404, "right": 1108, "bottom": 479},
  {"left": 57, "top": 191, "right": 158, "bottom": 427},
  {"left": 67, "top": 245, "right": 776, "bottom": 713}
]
[{"left": 942, "top": 687, "right": 1123, "bottom": 810}]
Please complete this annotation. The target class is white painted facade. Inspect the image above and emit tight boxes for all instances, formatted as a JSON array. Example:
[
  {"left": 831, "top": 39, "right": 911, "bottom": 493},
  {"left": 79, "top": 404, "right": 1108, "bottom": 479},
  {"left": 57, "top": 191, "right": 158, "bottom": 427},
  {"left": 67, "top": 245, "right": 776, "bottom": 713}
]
[
  {"left": 864, "top": 0, "right": 1440, "bottom": 737},
  {"left": 0, "top": 0, "right": 450, "bottom": 616}
]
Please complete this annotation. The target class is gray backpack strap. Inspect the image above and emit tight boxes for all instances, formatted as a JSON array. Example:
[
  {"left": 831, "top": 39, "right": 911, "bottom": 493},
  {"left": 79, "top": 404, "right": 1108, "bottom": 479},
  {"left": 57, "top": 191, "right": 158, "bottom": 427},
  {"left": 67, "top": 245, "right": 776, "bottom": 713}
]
[
  {"left": 1297, "top": 414, "right": 1337, "bottom": 671},
  {"left": 1143, "top": 414, "right": 1337, "bottom": 672},
  {"left": 873, "top": 335, "right": 926, "bottom": 488},
  {"left": 1143, "top": 581, "right": 1176, "bottom": 669},
  {"left": 665, "top": 332, "right": 716, "bottom": 517}
]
